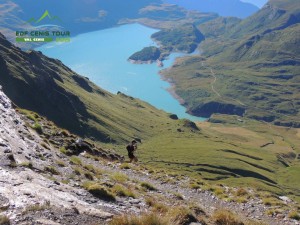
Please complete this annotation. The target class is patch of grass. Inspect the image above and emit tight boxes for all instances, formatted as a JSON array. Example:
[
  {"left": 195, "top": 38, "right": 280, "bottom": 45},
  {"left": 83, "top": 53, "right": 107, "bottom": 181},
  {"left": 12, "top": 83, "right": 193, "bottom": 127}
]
[
  {"left": 83, "top": 182, "right": 115, "bottom": 201},
  {"left": 73, "top": 166, "right": 83, "bottom": 175},
  {"left": 60, "top": 147, "right": 68, "bottom": 155},
  {"left": 61, "top": 179, "right": 70, "bottom": 184},
  {"left": 236, "top": 197, "right": 248, "bottom": 204},
  {"left": 145, "top": 197, "right": 168, "bottom": 213},
  {"left": 110, "top": 172, "right": 128, "bottom": 183},
  {"left": 83, "top": 164, "right": 95, "bottom": 172},
  {"left": 20, "top": 162, "right": 33, "bottom": 169},
  {"left": 0, "top": 215, "right": 10, "bottom": 225},
  {"left": 41, "top": 142, "right": 50, "bottom": 150},
  {"left": 168, "top": 206, "right": 198, "bottom": 225},
  {"left": 245, "top": 220, "right": 268, "bottom": 225},
  {"left": 37, "top": 153, "right": 46, "bottom": 161},
  {"left": 141, "top": 182, "right": 157, "bottom": 191},
  {"left": 70, "top": 156, "right": 82, "bottom": 165},
  {"left": 213, "top": 209, "right": 244, "bottom": 225},
  {"left": 173, "top": 192, "right": 184, "bottom": 200},
  {"left": 236, "top": 188, "right": 248, "bottom": 197},
  {"left": 288, "top": 211, "right": 300, "bottom": 220},
  {"left": 262, "top": 197, "right": 284, "bottom": 207},
  {"left": 56, "top": 160, "right": 66, "bottom": 167},
  {"left": 32, "top": 122, "right": 43, "bottom": 134},
  {"left": 112, "top": 184, "right": 136, "bottom": 198},
  {"left": 109, "top": 213, "right": 168, "bottom": 225},
  {"left": 120, "top": 163, "right": 132, "bottom": 170},
  {"left": 44, "top": 166, "right": 60, "bottom": 175},
  {"left": 22, "top": 201, "right": 51, "bottom": 215},
  {"left": 190, "top": 183, "right": 201, "bottom": 190},
  {"left": 84, "top": 171, "right": 94, "bottom": 180}
]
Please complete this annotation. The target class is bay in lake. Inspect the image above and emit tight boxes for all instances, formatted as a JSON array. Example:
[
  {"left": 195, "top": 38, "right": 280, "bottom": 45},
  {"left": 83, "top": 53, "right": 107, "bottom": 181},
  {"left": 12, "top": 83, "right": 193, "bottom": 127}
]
[{"left": 36, "top": 23, "right": 205, "bottom": 121}]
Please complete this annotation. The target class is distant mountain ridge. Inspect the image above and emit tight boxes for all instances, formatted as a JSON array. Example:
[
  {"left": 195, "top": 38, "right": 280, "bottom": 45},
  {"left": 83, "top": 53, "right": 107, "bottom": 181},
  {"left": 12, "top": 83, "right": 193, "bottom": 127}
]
[{"left": 164, "top": 0, "right": 259, "bottom": 18}]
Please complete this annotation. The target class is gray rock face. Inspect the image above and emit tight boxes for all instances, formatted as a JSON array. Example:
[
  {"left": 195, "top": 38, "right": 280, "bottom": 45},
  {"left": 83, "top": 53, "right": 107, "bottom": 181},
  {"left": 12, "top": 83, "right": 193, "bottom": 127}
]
[{"left": 0, "top": 87, "right": 112, "bottom": 224}]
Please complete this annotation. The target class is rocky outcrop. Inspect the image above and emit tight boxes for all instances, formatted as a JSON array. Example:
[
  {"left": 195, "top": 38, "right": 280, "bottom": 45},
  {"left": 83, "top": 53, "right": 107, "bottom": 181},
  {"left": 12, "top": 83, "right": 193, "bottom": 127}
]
[
  {"left": 189, "top": 101, "right": 246, "bottom": 118},
  {"left": 0, "top": 87, "right": 114, "bottom": 224}
]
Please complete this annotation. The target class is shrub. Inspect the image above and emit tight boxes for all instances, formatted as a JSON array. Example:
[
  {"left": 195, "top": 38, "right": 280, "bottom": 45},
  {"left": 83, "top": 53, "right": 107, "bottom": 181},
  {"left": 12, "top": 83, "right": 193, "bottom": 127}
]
[
  {"left": 141, "top": 182, "right": 157, "bottom": 191},
  {"left": 213, "top": 210, "right": 244, "bottom": 225},
  {"left": 83, "top": 182, "right": 115, "bottom": 201},
  {"left": 109, "top": 213, "right": 168, "bottom": 225}
]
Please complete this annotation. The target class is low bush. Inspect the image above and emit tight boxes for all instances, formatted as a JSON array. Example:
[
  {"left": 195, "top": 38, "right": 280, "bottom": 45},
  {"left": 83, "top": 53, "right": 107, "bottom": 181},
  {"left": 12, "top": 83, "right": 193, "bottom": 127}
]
[
  {"left": 141, "top": 182, "right": 157, "bottom": 191},
  {"left": 112, "top": 184, "right": 136, "bottom": 198},
  {"left": 213, "top": 209, "right": 244, "bottom": 225},
  {"left": 83, "top": 182, "right": 115, "bottom": 201}
]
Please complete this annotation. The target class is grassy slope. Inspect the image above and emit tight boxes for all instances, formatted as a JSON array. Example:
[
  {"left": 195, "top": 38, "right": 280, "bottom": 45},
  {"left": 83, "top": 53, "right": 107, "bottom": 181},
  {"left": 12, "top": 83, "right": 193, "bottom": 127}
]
[
  {"left": 1, "top": 32, "right": 299, "bottom": 203},
  {"left": 133, "top": 114, "right": 300, "bottom": 202},
  {"left": 1, "top": 0, "right": 299, "bottom": 204},
  {"left": 0, "top": 32, "right": 182, "bottom": 144}
]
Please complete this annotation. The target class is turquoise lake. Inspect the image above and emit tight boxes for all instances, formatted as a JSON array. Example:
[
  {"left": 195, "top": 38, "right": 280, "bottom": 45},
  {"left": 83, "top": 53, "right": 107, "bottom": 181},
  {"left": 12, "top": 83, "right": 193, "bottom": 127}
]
[{"left": 36, "top": 23, "right": 205, "bottom": 121}]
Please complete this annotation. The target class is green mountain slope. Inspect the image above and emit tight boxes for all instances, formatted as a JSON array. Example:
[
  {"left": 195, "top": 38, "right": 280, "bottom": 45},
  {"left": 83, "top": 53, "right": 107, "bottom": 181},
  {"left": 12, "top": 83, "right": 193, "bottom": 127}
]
[
  {"left": 0, "top": 32, "right": 182, "bottom": 143},
  {"left": 1, "top": 32, "right": 300, "bottom": 204},
  {"left": 162, "top": 0, "right": 300, "bottom": 127}
]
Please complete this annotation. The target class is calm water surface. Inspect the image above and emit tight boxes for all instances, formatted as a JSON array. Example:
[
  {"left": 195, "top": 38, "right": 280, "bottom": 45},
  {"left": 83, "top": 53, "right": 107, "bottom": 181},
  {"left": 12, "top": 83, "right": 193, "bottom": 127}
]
[{"left": 37, "top": 23, "right": 205, "bottom": 121}]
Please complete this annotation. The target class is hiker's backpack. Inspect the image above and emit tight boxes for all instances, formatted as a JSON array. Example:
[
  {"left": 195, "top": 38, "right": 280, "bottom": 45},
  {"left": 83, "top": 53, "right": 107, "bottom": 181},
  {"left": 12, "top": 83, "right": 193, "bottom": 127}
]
[{"left": 126, "top": 144, "right": 133, "bottom": 153}]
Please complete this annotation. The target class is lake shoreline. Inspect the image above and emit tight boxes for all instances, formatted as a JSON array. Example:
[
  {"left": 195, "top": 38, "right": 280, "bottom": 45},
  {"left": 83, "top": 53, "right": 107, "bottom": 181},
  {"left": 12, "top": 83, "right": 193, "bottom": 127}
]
[{"left": 36, "top": 23, "right": 206, "bottom": 121}]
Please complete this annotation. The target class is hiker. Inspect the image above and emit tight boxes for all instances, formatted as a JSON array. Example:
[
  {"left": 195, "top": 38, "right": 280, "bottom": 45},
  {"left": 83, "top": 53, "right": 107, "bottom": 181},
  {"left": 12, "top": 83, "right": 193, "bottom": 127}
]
[{"left": 126, "top": 140, "right": 138, "bottom": 163}]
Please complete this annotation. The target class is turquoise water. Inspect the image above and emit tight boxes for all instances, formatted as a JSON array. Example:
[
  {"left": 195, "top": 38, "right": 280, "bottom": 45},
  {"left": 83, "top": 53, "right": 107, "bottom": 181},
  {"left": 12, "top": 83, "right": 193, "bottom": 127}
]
[{"left": 36, "top": 23, "right": 205, "bottom": 121}]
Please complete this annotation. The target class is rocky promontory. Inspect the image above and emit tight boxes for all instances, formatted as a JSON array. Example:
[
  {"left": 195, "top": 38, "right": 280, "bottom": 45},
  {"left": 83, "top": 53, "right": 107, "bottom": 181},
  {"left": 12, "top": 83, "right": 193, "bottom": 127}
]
[{"left": 128, "top": 46, "right": 161, "bottom": 64}]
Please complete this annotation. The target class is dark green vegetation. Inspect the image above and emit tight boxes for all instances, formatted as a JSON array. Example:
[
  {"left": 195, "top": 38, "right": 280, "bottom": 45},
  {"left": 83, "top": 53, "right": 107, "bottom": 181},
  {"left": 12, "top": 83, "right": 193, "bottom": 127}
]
[
  {"left": 162, "top": 0, "right": 300, "bottom": 127},
  {"left": 129, "top": 23, "right": 205, "bottom": 63},
  {"left": 151, "top": 24, "right": 204, "bottom": 53},
  {"left": 128, "top": 46, "right": 161, "bottom": 62}
]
